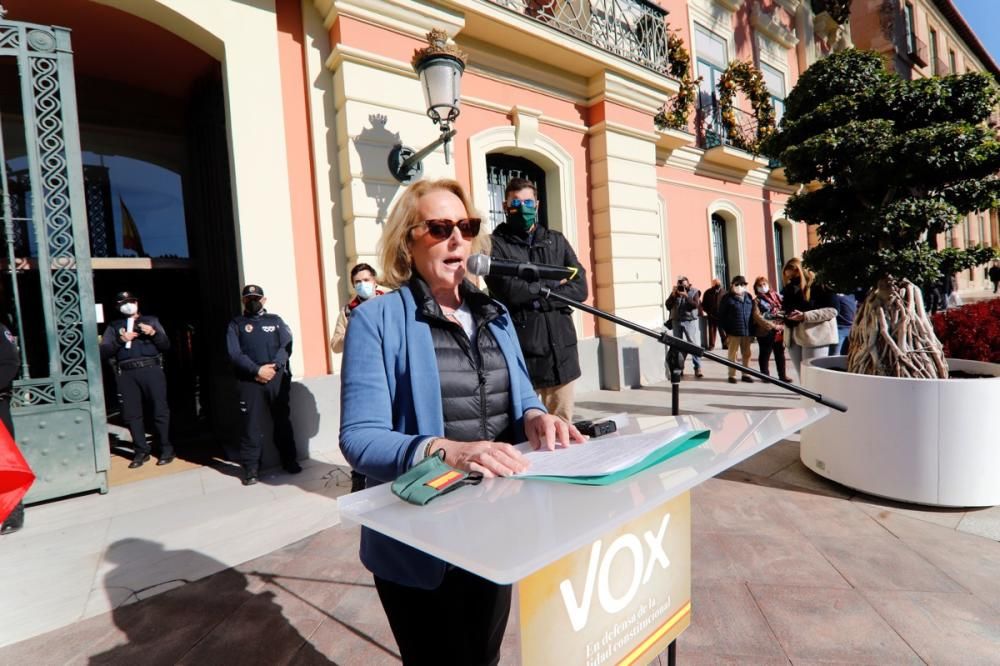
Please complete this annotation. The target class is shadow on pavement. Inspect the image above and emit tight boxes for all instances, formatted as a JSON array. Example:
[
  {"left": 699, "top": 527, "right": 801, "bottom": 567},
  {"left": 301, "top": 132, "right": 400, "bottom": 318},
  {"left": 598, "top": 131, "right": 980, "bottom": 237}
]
[{"left": 90, "top": 539, "right": 336, "bottom": 664}]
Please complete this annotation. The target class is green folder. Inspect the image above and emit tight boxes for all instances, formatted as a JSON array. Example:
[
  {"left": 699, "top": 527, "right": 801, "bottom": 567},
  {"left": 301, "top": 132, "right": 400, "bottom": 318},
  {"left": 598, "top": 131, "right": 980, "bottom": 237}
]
[{"left": 521, "top": 429, "right": 711, "bottom": 486}]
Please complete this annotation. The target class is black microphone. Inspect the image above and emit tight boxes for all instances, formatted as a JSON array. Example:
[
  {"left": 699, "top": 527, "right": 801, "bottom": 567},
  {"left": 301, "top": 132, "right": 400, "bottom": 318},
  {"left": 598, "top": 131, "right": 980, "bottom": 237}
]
[{"left": 466, "top": 254, "right": 579, "bottom": 282}]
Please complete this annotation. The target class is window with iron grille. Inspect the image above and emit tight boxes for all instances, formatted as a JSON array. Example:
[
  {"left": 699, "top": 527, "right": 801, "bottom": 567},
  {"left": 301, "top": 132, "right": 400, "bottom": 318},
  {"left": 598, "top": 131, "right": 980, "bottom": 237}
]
[
  {"left": 485, "top": 154, "right": 547, "bottom": 232},
  {"left": 773, "top": 221, "right": 785, "bottom": 282},
  {"left": 711, "top": 214, "right": 730, "bottom": 286}
]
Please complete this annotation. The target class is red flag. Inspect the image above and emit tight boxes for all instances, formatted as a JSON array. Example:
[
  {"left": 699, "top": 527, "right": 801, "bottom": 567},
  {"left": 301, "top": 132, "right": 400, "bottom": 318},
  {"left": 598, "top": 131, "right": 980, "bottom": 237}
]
[
  {"left": 0, "top": 420, "right": 33, "bottom": 523},
  {"left": 120, "top": 195, "right": 146, "bottom": 257}
]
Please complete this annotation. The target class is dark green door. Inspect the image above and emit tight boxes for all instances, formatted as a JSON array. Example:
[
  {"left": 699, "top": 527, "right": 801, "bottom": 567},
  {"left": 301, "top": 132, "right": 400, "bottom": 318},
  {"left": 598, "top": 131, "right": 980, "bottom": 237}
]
[{"left": 0, "top": 14, "right": 108, "bottom": 501}]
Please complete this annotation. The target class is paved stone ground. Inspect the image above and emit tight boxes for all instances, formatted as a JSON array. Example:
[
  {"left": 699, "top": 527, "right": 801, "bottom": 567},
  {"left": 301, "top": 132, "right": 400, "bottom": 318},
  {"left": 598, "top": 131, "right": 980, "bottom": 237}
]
[{"left": 2, "top": 349, "right": 999, "bottom": 664}]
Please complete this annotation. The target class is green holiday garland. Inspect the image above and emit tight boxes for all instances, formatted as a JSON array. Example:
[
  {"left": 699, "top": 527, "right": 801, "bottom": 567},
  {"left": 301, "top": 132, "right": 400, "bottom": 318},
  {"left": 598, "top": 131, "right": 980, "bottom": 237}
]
[
  {"left": 716, "top": 60, "right": 776, "bottom": 154},
  {"left": 654, "top": 31, "right": 702, "bottom": 132}
]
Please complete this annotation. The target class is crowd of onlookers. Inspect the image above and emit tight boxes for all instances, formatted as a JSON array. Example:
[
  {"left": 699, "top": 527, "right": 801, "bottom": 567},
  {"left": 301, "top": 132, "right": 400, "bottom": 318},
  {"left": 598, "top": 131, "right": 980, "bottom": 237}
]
[
  {"left": 667, "top": 259, "right": 1000, "bottom": 385},
  {"left": 666, "top": 259, "right": 862, "bottom": 384}
]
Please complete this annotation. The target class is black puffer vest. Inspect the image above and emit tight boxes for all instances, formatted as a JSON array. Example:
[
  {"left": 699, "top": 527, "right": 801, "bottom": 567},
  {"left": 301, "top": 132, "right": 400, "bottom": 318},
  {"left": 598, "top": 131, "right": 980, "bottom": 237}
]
[{"left": 410, "top": 276, "right": 513, "bottom": 443}]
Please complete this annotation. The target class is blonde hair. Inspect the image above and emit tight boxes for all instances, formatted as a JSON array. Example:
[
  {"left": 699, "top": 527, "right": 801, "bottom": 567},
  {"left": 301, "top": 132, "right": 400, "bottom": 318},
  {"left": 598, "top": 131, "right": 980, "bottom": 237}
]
[
  {"left": 782, "top": 257, "right": 815, "bottom": 300},
  {"left": 377, "top": 179, "right": 491, "bottom": 289}
]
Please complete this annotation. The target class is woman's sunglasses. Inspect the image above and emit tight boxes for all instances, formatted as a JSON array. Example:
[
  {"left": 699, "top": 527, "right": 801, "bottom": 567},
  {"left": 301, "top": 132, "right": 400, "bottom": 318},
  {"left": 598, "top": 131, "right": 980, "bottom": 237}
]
[{"left": 421, "top": 218, "right": 482, "bottom": 241}]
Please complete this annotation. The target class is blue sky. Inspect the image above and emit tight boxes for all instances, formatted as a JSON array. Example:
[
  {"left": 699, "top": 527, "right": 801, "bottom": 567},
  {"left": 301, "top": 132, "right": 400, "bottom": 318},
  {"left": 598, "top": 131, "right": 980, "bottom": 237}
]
[{"left": 952, "top": 0, "right": 1000, "bottom": 67}]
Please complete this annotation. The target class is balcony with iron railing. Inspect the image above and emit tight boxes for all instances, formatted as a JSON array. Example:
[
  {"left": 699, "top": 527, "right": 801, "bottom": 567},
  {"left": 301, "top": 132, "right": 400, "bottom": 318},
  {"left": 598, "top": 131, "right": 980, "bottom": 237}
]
[
  {"left": 486, "top": 0, "right": 671, "bottom": 75},
  {"left": 695, "top": 100, "right": 773, "bottom": 172},
  {"left": 906, "top": 34, "right": 929, "bottom": 67}
]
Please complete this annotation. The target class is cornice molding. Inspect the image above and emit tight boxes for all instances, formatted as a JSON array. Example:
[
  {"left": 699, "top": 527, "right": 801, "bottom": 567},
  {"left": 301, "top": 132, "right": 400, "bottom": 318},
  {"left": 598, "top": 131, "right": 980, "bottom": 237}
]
[
  {"left": 326, "top": 43, "right": 415, "bottom": 78},
  {"left": 589, "top": 120, "right": 659, "bottom": 144},
  {"left": 319, "top": 0, "right": 464, "bottom": 38},
  {"left": 775, "top": 0, "right": 801, "bottom": 14},
  {"left": 713, "top": 0, "right": 741, "bottom": 12},
  {"left": 752, "top": 5, "right": 800, "bottom": 49},
  {"left": 587, "top": 71, "right": 677, "bottom": 115},
  {"left": 460, "top": 36, "right": 590, "bottom": 102}
]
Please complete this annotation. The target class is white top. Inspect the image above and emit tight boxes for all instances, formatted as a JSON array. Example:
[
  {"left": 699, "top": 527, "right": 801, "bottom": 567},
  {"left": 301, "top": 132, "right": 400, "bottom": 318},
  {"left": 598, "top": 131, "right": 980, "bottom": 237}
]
[
  {"left": 445, "top": 302, "right": 475, "bottom": 344},
  {"left": 338, "top": 407, "right": 829, "bottom": 584}
]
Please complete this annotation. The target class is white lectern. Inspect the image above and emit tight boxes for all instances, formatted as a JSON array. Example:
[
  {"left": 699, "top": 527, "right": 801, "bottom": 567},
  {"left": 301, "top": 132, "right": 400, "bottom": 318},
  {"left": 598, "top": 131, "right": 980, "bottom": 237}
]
[{"left": 338, "top": 407, "right": 829, "bottom": 665}]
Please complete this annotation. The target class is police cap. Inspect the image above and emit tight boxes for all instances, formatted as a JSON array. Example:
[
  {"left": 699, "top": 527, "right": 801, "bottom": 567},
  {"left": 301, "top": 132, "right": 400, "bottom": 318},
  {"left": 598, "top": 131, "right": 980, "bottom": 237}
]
[
  {"left": 241, "top": 284, "right": 265, "bottom": 298},
  {"left": 115, "top": 291, "right": 138, "bottom": 304}
]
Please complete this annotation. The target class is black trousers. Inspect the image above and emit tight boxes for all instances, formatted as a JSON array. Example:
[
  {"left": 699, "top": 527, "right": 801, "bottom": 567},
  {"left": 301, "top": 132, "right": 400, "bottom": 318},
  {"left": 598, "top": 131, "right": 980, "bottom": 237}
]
[
  {"left": 374, "top": 568, "right": 512, "bottom": 666},
  {"left": 237, "top": 373, "right": 296, "bottom": 470},
  {"left": 118, "top": 365, "right": 172, "bottom": 457},
  {"left": 757, "top": 330, "right": 788, "bottom": 379}
]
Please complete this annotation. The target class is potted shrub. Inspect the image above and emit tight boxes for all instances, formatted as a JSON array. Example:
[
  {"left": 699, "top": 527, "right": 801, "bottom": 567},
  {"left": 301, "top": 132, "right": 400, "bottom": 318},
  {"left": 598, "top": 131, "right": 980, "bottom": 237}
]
[
  {"left": 765, "top": 50, "right": 1000, "bottom": 506},
  {"left": 932, "top": 299, "right": 1000, "bottom": 364}
]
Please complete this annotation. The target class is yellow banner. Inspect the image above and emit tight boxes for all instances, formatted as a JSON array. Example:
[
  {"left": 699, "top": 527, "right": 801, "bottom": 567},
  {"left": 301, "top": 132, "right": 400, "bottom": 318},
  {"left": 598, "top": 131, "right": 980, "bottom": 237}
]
[{"left": 518, "top": 492, "right": 691, "bottom": 666}]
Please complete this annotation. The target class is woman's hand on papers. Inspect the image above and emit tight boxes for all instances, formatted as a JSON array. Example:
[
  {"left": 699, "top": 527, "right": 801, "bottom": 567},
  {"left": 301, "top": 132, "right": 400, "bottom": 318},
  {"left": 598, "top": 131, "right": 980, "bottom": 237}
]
[
  {"left": 524, "top": 410, "right": 587, "bottom": 452},
  {"left": 433, "top": 439, "right": 529, "bottom": 478}
]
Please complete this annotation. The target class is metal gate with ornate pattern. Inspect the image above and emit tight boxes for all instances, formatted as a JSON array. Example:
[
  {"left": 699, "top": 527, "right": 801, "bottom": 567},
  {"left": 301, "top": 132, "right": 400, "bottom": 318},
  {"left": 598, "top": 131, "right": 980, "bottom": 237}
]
[{"left": 0, "top": 11, "right": 108, "bottom": 502}]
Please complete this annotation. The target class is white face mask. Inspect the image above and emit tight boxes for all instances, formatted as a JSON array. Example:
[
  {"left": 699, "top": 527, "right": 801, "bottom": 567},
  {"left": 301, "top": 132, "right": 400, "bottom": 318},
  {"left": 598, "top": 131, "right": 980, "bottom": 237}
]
[
  {"left": 119, "top": 303, "right": 138, "bottom": 316},
  {"left": 757, "top": 285, "right": 770, "bottom": 294},
  {"left": 733, "top": 286, "right": 747, "bottom": 296}
]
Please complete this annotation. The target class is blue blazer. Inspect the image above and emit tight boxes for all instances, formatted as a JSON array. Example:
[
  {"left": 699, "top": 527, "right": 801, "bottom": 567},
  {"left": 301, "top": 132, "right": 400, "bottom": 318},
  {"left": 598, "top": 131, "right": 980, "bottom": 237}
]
[{"left": 339, "top": 283, "right": 545, "bottom": 589}]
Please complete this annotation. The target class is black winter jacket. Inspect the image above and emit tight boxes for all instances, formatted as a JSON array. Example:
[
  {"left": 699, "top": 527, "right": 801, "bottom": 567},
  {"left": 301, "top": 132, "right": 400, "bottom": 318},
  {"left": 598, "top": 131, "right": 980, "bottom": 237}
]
[
  {"left": 486, "top": 223, "right": 588, "bottom": 389},
  {"left": 100, "top": 315, "right": 170, "bottom": 362},
  {"left": 780, "top": 282, "right": 836, "bottom": 331},
  {"left": 410, "top": 276, "right": 513, "bottom": 443}
]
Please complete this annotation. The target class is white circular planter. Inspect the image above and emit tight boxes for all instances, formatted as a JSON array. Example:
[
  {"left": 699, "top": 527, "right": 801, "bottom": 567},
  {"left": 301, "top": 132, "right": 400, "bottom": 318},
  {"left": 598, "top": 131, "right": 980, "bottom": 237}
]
[{"left": 800, "top": 357, "right": 1000, "bottom": 507}]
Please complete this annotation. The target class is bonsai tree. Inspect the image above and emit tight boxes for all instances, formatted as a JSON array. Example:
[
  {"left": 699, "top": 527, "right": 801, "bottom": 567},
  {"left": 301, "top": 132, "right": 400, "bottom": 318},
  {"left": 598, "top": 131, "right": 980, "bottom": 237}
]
[{"left": 766, "top": 49, "right": 1000, "bottom": 378}]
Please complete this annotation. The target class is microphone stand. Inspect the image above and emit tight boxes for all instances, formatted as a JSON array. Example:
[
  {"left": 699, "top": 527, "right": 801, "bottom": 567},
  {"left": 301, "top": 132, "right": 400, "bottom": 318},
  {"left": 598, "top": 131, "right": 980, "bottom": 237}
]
[{"left": 529, "top": 285, "right": 848, "bottom": 415}]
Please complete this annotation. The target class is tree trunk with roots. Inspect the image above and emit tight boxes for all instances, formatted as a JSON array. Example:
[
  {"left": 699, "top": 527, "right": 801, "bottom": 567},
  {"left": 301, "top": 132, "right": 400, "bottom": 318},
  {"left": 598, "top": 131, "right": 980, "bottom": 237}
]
[{"left": 846, "top": 278, "right": 948, "bottom": 378}]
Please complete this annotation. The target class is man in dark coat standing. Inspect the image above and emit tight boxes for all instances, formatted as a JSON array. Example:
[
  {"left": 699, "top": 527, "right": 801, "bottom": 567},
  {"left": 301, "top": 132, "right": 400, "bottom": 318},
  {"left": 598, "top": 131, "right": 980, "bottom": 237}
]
[
  {"left": 486, "top": 177, "right": 588, "bottom": 422},
  {"left": 100, "top": 291, "right": 174, "bottom": 468},
  {"left": 701, "top": 278, "right": 727, "bottom": 350},
  {"left": 226, "top": 285, "right": 300, "bottom": 486},
  {"left": 717, "top": 276, "right": 755, "bottom": 384}
]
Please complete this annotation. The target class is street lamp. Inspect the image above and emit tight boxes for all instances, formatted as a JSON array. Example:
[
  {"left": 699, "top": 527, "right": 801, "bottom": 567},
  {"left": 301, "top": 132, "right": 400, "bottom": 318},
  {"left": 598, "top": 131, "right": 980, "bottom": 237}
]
[{"left": 388, "top": 29, "right": 467, "bottom": 184}]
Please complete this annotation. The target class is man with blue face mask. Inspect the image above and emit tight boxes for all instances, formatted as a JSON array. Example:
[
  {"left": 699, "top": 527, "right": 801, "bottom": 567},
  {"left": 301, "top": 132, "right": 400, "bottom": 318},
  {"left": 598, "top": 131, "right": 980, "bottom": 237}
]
[
  {"left": 330, "top": 263, "right": 384, "bottom": 493},
  {"left": 100, "top": 291, "right": 174, "bottom": 468},
  {"left": 486, "top": 177, "right": 588, "bottom": 422},
  {"left": 330, "top": 263, "right": 384, "bottom": 355}
]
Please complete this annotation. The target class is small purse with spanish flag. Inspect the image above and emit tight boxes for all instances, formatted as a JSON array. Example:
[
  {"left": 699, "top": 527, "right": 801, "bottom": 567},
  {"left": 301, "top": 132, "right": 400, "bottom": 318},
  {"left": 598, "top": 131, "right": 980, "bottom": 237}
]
[{"left": 391, "top": 449, "right": 482, "bottom": 506}]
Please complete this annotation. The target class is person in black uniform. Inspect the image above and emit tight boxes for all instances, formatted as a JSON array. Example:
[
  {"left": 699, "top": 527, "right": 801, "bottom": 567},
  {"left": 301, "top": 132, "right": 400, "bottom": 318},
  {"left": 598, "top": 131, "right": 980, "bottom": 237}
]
[
  {"left": 226, "top": 284, "right": 301, "bottom": 486},
  {"left": 0, "top": 323, "right": 24, "bottom": 535},
  {"left": 100, "top": 291, "right": 174, "bottom": 468}
]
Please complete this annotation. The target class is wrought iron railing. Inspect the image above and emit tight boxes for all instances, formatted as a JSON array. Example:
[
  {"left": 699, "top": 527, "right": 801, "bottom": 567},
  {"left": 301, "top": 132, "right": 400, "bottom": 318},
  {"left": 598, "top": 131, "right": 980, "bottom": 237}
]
[
  {"left": 487, "top": 0, "right": 670, "bottom": 74},
  {"left": 695, "top": 100, "right": 761, "bottom": 153},
  {"left": 906, "top": 34, "right": 928, "bottom": 67}
]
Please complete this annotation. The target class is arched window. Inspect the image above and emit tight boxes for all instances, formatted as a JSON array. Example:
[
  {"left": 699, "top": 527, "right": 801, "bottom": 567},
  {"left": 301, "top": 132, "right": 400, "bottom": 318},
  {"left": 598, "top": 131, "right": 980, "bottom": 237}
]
[
  {"left": 485, "top": 154, "right": 547, "bottom": 231},
  {"left": 773, "top": 220, "right": 786, "bottom": 281}
]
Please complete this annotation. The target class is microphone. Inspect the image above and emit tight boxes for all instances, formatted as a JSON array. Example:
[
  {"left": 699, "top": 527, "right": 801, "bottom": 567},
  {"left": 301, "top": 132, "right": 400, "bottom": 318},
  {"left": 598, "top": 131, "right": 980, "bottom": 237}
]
[{"left": 466, "top": 254, "right": 579, "bottom": 282}]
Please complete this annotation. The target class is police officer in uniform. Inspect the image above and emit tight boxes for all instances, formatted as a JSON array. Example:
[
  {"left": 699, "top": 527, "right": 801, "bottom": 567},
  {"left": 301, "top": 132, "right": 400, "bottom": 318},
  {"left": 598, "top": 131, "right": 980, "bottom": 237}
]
[
  {"left": 0, "top": 322, "right": 24, "bottom": 535},
  {"left": 100, "top": 291, "right": 174, "bottom": 468},
  {"left": 226, "top": 285, "right": 301, "bottom": 486}
]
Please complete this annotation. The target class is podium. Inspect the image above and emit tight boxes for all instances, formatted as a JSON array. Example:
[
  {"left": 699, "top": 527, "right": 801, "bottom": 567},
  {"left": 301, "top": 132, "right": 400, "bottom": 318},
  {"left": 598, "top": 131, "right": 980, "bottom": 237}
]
[{"left": 338, "top": 407, "right": 829, "bottom": 665}]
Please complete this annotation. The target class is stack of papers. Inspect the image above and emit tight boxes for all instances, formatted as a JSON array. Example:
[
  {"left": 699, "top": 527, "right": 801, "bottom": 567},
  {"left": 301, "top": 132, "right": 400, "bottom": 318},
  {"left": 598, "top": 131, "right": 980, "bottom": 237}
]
[{"left": 512, "top": 423, "right": 710, "bottom": 485}]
